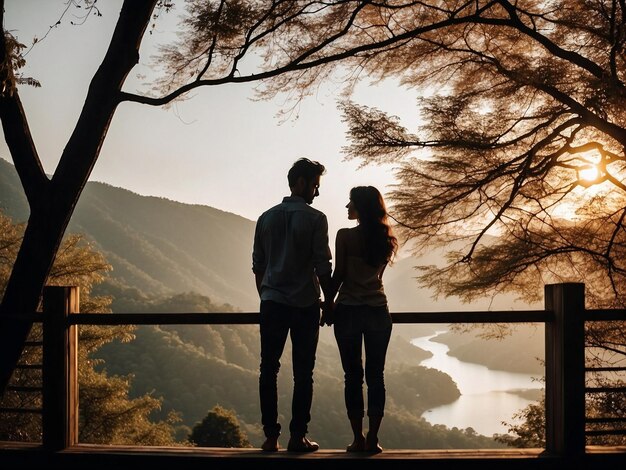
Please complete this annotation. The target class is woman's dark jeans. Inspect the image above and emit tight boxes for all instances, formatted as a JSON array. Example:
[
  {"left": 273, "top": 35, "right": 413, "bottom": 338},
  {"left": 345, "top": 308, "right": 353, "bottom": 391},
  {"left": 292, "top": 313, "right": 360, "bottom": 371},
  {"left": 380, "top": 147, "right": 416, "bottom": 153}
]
[
  {"left": 259, "top": 300, "right": 320, "bottom": 439},
  {"left": 333, "top": 303, "right": 392, "bottom": 419}
]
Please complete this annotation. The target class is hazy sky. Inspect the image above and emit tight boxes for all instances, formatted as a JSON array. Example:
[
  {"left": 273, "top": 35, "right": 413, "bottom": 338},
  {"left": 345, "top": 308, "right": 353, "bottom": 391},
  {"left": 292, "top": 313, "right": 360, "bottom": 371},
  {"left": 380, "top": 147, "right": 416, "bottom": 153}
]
[{"left": 1, "top": 1, "right": 421, "bottom": 245}]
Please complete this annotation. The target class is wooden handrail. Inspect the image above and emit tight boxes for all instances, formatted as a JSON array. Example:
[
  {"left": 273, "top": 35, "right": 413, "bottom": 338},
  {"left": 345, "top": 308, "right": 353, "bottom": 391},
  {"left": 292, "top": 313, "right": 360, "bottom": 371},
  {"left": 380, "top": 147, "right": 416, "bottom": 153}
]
[
  {"left": 34, "top": 283, "right": 626, "bottom": 457},
  {"left": 67, "top": 310, "right": 553, "bottom": 325}
]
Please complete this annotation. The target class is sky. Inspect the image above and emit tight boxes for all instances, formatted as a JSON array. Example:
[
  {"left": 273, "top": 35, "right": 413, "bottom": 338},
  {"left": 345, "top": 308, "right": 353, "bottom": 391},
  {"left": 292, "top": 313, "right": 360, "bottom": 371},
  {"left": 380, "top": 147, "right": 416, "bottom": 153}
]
[{"left": 0, "top": 1, "right": 421, "bottom": 247}]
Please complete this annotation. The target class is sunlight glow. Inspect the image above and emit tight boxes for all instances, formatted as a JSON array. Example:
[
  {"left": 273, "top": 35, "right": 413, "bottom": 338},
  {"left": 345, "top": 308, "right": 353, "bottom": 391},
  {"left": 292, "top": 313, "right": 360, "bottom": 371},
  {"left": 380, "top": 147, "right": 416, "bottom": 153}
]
[
  {"left": 544, "top": 149, "right": 610, "bottom": 221},
  {"left": 575, "top": 149, "right": 603, "bottom": 186},
  {"left": 473, "top": 100, "right": 493, "bottom": 115},
  {"left": 579, "top": 165, "right": 599, "bottom": 182}
]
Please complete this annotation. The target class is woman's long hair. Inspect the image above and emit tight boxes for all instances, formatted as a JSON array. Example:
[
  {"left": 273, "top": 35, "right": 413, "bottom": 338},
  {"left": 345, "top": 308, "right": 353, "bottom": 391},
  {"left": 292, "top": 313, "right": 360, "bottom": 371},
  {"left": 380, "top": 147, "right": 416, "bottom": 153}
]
[{"left": 350, "top": 186, "right": 398, "bottom": 267}]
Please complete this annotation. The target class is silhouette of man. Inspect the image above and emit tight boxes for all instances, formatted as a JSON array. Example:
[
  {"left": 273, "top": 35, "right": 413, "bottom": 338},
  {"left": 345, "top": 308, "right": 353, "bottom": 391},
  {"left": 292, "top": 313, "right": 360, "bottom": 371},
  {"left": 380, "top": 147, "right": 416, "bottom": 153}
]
[{"left": 252, "top": 157, "right": 333, "bottom": 452}]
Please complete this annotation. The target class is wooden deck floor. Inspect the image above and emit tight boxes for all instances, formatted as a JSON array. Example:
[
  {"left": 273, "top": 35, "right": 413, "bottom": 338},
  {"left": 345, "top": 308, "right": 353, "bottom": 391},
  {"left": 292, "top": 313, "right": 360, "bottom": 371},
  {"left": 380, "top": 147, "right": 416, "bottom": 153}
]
[{"left": 1, "top": 442, "right": 625, "bottom": 469}]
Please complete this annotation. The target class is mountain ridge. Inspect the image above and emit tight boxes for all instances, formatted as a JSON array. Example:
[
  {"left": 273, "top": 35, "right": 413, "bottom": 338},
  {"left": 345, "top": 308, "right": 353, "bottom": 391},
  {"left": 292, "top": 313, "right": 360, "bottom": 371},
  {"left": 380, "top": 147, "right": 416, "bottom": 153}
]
[{"left": 0, "top": 157, "right": 258, "bottom": 310}]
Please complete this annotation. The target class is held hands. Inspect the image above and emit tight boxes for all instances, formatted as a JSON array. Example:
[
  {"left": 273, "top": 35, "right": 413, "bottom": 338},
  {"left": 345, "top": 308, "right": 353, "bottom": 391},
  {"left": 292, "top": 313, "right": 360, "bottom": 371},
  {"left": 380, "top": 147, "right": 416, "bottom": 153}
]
[{"left": 320, "top": 299, "right": 335, "bottom": 327}]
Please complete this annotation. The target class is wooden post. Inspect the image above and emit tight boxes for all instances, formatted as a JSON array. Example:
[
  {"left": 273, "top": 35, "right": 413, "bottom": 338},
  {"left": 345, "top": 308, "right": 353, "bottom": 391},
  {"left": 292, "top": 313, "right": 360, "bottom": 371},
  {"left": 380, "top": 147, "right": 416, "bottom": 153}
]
[
  {"left": 42, "top": 286, "right": 79, "bottom": 450},
  {"left": 544, "top": 283, "right": 586, "bottom": 455}
]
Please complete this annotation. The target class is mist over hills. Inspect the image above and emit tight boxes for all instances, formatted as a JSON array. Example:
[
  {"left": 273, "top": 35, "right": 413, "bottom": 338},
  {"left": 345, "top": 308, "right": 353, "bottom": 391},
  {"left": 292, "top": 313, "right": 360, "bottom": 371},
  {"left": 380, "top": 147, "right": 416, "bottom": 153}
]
[{"left": 384, "top": 253, "right": 540, "bottom": 313}]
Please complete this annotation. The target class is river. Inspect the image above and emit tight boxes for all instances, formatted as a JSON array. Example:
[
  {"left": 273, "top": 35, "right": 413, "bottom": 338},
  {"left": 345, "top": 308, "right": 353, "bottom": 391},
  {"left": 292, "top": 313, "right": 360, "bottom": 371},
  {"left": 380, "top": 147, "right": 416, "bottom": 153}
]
[{"left": 411, "top": 329, "right": 543, "bottom": 437}]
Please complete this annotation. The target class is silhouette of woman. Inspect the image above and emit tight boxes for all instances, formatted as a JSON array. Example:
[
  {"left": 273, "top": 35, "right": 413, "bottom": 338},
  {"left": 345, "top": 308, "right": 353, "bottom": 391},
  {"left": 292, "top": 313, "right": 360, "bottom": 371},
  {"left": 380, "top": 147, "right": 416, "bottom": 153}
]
[{"left": 329, "top": 186, "right": 398, "bottom": 453}]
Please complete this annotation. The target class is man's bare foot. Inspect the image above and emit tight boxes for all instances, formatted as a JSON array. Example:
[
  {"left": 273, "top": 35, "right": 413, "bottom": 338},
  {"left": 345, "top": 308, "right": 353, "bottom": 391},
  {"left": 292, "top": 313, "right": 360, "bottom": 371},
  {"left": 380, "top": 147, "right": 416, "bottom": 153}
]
[{"left": 261, "top": 436, "right": 279, "bottom": 452}]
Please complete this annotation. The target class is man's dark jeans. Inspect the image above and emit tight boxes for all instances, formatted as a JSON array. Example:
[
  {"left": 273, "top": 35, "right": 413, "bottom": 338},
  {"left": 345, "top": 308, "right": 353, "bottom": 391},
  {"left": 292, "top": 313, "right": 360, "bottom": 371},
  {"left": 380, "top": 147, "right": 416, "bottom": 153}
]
[
  {"left": 333, "top": 303, "right": 392, "bottom": 419},
  {"left": 259, "top": 300, "right": 320, "bottom": 439}
]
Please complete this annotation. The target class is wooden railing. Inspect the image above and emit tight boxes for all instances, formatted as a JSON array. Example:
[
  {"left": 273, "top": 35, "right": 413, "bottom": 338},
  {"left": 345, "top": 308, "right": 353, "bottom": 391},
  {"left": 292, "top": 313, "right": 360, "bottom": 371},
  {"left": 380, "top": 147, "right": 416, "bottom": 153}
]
[{"left": 27, "top": 282, "right": 626, "bottom": 455}]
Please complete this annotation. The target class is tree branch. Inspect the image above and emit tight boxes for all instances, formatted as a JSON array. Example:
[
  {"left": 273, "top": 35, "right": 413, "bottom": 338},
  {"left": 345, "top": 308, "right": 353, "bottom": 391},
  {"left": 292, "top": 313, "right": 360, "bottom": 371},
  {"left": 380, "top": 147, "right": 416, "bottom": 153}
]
[
  {"left": 118, "top": 1, "right": 499, "bottom": 107},
  {"left": 496, "top": 0, "right": 611, "bottom": 84}
]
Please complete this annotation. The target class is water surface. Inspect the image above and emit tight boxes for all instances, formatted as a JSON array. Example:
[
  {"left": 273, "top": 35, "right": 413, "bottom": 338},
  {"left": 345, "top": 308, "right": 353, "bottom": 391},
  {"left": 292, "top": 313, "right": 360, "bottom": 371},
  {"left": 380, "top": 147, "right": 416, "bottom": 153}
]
[{"left": 411, "top": 330, "right": 543, "bottom": 436}]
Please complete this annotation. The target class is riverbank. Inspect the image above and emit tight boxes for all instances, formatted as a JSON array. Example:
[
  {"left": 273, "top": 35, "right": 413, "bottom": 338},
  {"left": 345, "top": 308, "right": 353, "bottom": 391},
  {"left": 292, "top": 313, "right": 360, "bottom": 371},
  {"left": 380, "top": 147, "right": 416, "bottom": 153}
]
[
  {"left": 412, "top": 329, "right": 544, "bottom": 436},
  {"left": 428, "top": 324, "right": 545, "bottom": 375}
]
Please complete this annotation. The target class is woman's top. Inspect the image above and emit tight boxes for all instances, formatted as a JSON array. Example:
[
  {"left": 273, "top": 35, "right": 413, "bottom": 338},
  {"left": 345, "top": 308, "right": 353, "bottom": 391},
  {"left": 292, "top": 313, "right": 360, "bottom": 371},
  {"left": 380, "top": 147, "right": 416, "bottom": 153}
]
[{"left": 333, "top": 226, "right": 388, "bottom": 307}]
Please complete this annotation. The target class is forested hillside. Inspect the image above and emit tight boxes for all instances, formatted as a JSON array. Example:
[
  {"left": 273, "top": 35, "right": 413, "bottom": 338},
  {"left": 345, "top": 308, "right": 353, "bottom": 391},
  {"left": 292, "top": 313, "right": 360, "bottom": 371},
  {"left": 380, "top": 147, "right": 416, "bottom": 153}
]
[{"left": 0, "top": 157, "right": 258, "bottom": 311}]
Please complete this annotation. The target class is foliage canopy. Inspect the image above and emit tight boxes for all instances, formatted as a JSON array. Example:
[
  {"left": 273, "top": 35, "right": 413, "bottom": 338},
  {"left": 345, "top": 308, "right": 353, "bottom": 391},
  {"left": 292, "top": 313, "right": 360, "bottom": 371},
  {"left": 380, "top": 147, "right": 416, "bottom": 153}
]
[
  {"left": 188, "top": 405, "right": 251, "bottom": 448},
  {"left": 138, "top": 0, "right": 626, "bottom": 308}
]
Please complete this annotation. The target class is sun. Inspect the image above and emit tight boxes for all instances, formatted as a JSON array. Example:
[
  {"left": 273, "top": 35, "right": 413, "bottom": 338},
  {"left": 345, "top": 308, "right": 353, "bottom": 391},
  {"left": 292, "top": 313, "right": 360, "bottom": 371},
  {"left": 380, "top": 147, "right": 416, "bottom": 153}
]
[
  {"left": 579, "top": 165, "right": 599, "bottom": 182},
  {"left": 575, "top": 149, "right": 604, "bottom": 185},
  {"left": 548, "top": 162, "right": 607, "bottom": 220}
]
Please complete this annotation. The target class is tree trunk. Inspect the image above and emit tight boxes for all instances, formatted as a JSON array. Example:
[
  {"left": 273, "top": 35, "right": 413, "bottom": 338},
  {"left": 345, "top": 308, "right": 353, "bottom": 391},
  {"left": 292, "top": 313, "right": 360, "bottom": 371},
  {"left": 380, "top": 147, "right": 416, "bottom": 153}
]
[
  {"left": 0, "top": 0, "right": 158, "bottom": 395},
  {"left": 0, "top": 202, "right": 66, "bottom": 398}
]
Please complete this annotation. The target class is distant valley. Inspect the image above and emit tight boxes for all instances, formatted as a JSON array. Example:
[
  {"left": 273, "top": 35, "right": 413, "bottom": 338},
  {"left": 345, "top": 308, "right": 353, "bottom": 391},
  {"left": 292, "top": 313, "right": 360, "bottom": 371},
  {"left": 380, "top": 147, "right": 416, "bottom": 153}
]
[{"left": 0, "top": 158, "right": 259, "bottom": 311}]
